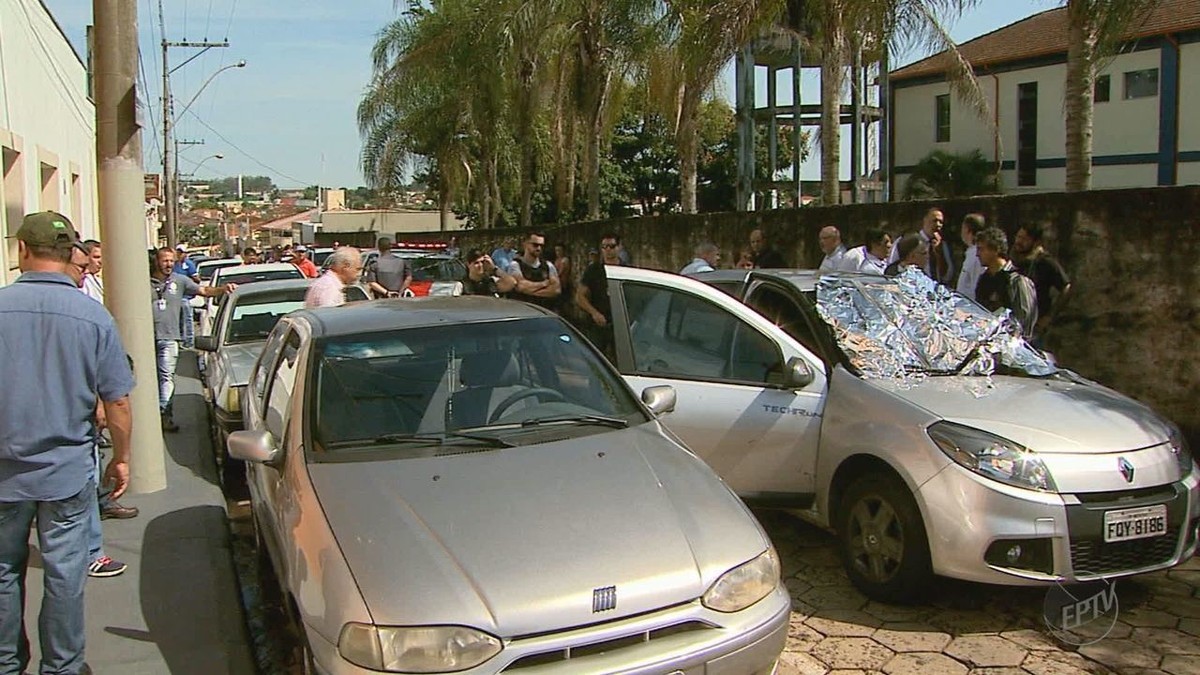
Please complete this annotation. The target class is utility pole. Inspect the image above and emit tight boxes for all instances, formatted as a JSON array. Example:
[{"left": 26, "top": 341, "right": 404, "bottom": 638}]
[
  {"left": 161, "top": 39, "right": 228, "bottom": 248},
  {"left": 94, "top": 0, "right": 167, "bottom": 492}
]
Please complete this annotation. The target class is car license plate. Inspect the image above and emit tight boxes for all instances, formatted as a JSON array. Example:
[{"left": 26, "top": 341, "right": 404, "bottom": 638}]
[{"left": 1103, "top": 504, "right": 1167, "bottom": 543}]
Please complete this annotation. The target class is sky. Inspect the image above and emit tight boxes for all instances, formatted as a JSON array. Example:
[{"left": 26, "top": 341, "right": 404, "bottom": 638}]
[{"left": 44, "top": 0, "right": 1062, "bottom": 189}]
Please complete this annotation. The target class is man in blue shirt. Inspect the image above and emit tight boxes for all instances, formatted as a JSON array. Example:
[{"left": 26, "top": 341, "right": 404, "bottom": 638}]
[
  {"left": 0, "top": 212, "right": 135, "bottom": 675},
  {"left": 172, "top": 244, "right": 199, "bottom": 348}
]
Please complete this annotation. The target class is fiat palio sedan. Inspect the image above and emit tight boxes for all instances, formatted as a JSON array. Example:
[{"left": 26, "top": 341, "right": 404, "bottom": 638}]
[{"left": 229, "top": 297, "right": 788, "bottom": 674}]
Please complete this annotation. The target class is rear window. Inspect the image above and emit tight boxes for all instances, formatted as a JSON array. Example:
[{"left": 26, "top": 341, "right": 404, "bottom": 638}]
[
  {"left": 225, "top": 290, "right": 307, "bottom": 344},
  {"left": 407, "top": 256, "right": 467, "bottom": 283}
]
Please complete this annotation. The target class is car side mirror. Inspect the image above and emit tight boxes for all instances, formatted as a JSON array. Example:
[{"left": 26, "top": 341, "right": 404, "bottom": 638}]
[
  {"left": 227, "top": 429, "right": 280, "bottom": 465},
  {"left": 783, "top": 357, "right": 815, "bottom": 389},
  {"left": 193, "top": 335, "right": 217, "bottom": 352},
  {"left": 641, "top": 385, "right": 676, "bottom": 416}
]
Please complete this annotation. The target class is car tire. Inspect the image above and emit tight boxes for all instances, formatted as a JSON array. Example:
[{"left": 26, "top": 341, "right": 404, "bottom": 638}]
[{"left": 837, "top": 473, "right": 932, "bottom": 605}]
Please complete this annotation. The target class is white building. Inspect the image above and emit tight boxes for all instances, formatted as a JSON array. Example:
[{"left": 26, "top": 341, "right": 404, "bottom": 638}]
[
  {"left": 1, "top": 0, "right": 98, "bottom": 284},
  {"left": 889, "top": 1, "right": 1200, "bottom": 195}
]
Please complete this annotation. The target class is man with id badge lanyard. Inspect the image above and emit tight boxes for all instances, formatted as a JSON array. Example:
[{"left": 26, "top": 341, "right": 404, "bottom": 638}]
[{"left": 150, "top": 247, "right": 235, "bottom": 432}]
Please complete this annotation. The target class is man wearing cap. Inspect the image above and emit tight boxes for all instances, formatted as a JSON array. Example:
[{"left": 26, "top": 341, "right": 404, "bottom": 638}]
[
  {"left": 0, "top": 212, "right": 136, "bottom": 674},
  {"left": 291, "top": 245, "right": 319, "bottom": 279},
  {"left": 151, "top": 247, "right": 236, "bottom": 432}
]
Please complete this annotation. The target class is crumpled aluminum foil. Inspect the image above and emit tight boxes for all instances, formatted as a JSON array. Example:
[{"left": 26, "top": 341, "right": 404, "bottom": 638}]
[{"left": 815, "top": 267, "right": 1056, "bottom": 386}]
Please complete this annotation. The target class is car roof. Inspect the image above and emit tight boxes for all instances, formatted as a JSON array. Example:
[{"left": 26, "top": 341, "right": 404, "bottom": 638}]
[
  {"left": 291, "top": 296, "right": 556, "bottom": 339},
  {"left": 224, "top": 278, "right": 312, "bottom": 299},
  {"left": 216, "top": 262, "right": 300, "bottom": 274},
  {"left": 198, "top": 258, "right": 240, "bottom": 269}
]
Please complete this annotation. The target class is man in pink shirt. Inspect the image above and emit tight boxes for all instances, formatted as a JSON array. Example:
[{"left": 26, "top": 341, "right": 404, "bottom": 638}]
[{"left": 305, "top": 247, "right": 362, "bottom": 308}]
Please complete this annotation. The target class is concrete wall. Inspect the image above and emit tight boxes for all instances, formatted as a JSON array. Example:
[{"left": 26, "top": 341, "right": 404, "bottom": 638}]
[
  {"left": 893, "top": 41, "right": 1198, "bottom": 194},
  {"left": 0, "top": 0, "right": 98, "bottom": 284},
  {"left": 454, "top": 186, "right": 1200, "bottom": 445}
]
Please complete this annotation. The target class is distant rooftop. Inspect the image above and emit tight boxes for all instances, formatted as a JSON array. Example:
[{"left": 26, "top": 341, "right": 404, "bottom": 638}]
[{"left": 891, "top": 0, "right": 1200, "bottom": 81}]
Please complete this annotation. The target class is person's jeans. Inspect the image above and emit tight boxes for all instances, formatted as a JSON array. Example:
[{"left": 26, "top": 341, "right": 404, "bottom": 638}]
[
  {"left": 180, "top": 302, "right": 195, "bottom": 349},
  {"left": 87, "top": 444, "right": 105, "bottom": 564},
  {"left": 0, "top": 482, "right": 94, "bottom": 675},
  {"left": 155, "top": 338, "right": 180, "bottom": 413}
]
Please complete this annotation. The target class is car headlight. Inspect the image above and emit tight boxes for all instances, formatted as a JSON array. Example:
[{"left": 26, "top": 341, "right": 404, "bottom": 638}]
[
  {"left": 224, "top": 385, "right": 243, "bottom": 414},
  {"left": 338, "top": 623, "right": 502, "bottom": 673},
  {"left": 928, "top": 421, "right": 1057, "bottom": 492},
  {"left": 701, "top": 547, "right": 780, "bottom": 613},
  {"left": 1169, "top": 426, "right": 1194, "bottom": 478}
]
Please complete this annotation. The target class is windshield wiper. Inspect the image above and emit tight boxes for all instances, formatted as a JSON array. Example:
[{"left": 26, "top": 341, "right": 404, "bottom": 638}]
[
  {"left": 327, "top": 431, "right": 514, "bottom": 449},
  {"left": 460, "top": 415, "right": 630, "bottom": 433}
]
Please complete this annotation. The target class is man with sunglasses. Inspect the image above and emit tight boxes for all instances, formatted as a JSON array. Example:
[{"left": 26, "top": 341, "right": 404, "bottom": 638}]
[
  {"left": 576, "top": 233, "right": 622, "bottom": 359},
  {"left": 506, "top": 231, "right": 560, "bottom": 310}
]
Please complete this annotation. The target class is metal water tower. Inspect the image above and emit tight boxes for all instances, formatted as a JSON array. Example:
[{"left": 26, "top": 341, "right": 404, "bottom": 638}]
[{"left": 735, "top": 28, "right": 888, "bottom": 209}]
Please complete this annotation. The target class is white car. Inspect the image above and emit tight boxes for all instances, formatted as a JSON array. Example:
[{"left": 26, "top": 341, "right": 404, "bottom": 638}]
[
  {"left": 600, "top": 266, "right": 1198, "bottom": 603},
  {"left": 197, "top": 263, "right": 305, "bottom": 336}
]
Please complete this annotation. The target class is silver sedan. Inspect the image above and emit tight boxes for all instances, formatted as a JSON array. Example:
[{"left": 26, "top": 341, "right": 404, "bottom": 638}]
[{"left": 229, "top": 297, "right": 789, "bottom": 674}]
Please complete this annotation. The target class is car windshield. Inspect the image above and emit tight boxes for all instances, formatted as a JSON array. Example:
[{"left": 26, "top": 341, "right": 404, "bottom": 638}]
[
  {"left": 225, "top": 290, "right": 307, "bottom": 344},
  {"left": 815, "top": 268, "right": 1056, "bottom": 378},
  {"left": 311, "top": 316, "right": 647, "bottom": 456},
  {"left": 219, "top": 268, "right": 304, "bottom": 285},
  {"left": 406, "top": 255, "right": 466, "bottom": 283}
]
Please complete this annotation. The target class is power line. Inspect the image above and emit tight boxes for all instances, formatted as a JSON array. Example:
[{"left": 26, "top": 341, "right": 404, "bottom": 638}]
[
  {"left": 137, "top": 45, "right": 161, "bottom": 169},
  {"left": 182, "top": 109, "right": 315, "bottom": 186}
]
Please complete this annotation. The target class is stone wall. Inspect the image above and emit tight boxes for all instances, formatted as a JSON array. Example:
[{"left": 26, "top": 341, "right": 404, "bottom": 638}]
[{"left": 450, "top": 186, "right": 1200, "bottom": 445}]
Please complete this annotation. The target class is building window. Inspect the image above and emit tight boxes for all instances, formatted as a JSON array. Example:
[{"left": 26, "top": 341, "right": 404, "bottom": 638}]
[
  {"left": 1017, "top": 82, "right": 1038, "bottom": 187},
  {"left": 1123, "top": 68, "right": 1159, "bottom": 99},
  {"left": 935, "top": 94, "right": 951, "bottom": 142},
  {"left": 1094, "top": 74, "right": 1110, "bottom": 103}
]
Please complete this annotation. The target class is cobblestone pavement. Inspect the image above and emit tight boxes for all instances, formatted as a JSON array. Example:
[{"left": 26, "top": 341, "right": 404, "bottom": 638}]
[{"left": 758, "top": 512, "right": 1200, "bottom": 675}]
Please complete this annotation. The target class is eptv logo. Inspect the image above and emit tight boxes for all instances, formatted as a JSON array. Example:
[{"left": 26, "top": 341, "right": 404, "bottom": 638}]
[{"left": 1042, "top": 576, "right": 1119, "bottom": 646}]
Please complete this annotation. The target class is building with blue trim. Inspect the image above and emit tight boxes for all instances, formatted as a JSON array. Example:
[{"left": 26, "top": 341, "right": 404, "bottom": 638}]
[{"left": 888, "top": 1, "right": 1200, "bottom": 196}]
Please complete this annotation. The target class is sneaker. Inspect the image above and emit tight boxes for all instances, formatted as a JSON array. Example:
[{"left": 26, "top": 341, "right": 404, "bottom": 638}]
[
  {"left": 161, "top": 412, "right": 179, "bottom": 433},
  {"left": 88, "top": 556, "right": 127, "bottom": 578}
]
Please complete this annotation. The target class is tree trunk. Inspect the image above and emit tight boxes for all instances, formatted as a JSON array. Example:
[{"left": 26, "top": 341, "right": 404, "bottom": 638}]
[
  {"left": 552, "top": 56, "right": 570, "bottom": 222},
  {"left": 1064, "top": 0, "right": 1096, "bottom": 192},
  {"left": 518, "top": 64, "right": 537, "bottom": 229},
  {"left": 677, "top": 91, "right": 700, "bottom": 214},
  {"left": 564, "top": 110, "right": 577, "bottom": 217},
  {"left": 439, "top": 175, "right": 451, "bottom": 232},
  {"left": 820, "top": 22, "right": 845, "bottom": 206}
]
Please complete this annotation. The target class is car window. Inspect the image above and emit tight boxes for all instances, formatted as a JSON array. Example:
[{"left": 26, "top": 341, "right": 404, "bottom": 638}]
[
  {"left": 343, "top": 285, "right": 369, "bottom": 302},
  {"left": 622, "top": 282, "right": 784, "bottom": 386},
  {"left": 251, "top": 327, "right": 290, "bottom": 410},
  {"left": 218, "top": 269, "right": 304, "bottom": 285},
  {"left": 746, "top": 284, "right": 826, "bottom": 361},
  {"left": 198, "top": 260, "right": 240, "bottom": 281},
  {"left": 263, "top": 330, "right": 302, "bottom": 440},
  {"left": 408, "top": 256, "right": 467, "bottom": 282}
]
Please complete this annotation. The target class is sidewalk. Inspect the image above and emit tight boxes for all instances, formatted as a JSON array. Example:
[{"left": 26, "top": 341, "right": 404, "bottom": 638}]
[{"left": 23, "top": 353, "right": 257, "bottom": 674}]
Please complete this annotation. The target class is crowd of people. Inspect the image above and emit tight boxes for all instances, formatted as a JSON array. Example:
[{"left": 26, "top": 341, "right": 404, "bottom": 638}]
[{"left": 815, "top": 207, "right": 1071, "bottom": 341}]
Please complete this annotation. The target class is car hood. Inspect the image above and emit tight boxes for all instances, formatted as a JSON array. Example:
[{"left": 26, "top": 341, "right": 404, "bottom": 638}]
[
  {"left": 873, "top": 374, "right": 1171, "bottom": 453},
  {"left": 218, "top": 342, "right": 264, "bottom": 387},
  {"left": 308, "top": 423, "right": 767, "bottom": 636}
]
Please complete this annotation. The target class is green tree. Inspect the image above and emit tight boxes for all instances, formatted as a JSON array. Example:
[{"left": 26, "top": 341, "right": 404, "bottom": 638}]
[
  {"left": 902, "top": 149, "right": 1000, "bottom": 200},
  {"left": 1062, "top": 0, "right": 1157, "bottom": 191}
]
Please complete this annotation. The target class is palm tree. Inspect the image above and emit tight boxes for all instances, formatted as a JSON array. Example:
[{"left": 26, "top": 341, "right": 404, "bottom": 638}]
[
  {"left": 902, "top": 149, "right": 1000, "bottom": 199},
  {"left": 1062, "top": 0, "right": 1157, "bottom": 192},
  {"left": 801, "top": 0, "right": 986, "bottom": 204},
  {"left": 654, "top": 0, "right": 786, "bottom": 213}
]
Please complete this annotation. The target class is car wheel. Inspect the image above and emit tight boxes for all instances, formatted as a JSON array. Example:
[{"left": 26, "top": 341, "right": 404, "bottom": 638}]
[{"left": 837, "top": 473, "right": 931, "bottom": 604}]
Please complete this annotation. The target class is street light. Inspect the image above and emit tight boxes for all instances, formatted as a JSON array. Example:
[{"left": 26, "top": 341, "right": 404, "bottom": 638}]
[
  {"left": 184, "top": 153, "right": 225, "bottom": 178},
  {"left": 162, "top": 60, "right": 246, "bottom": 247}
]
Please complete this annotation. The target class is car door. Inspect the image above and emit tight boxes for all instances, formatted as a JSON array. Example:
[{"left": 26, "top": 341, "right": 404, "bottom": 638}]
[{"left": 610, "top": 278, "right": 826, "bottom": 504}]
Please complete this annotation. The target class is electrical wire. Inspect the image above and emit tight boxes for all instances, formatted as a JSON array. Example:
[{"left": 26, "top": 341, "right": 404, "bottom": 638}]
[{"left": 183, "top": 109, "right": 315, "bottom": 186}]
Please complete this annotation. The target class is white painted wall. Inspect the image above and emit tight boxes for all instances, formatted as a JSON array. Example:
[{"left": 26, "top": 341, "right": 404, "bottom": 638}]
[
  {"left": 0, "top": 0, "right": 97, "bottom": 284},
  {"left": 892, "top": 43, "right": 1197, "bottom": 193}
]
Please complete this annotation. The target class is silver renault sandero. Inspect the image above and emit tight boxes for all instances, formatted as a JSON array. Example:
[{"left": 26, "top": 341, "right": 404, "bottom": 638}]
[{"left": 229, "top": 297, "right": 788, "bottom": 674}]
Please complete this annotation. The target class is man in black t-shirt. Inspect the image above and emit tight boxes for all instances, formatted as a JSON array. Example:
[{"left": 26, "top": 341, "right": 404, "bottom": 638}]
[
  {"left": 974, "top": 227, "right": 1037, "bottom": 337},
  {"left": 461, "top": 249, "right": 516, "bottom": 298},
  {"left": 576, "top": 233, "right": 622, "bottom": 358},
  {"left": 1013, "top": 223, "right": 1071, "bottom": 340},
  {"left": 749, "top": 228, "right": 787, "bottom": 268}
]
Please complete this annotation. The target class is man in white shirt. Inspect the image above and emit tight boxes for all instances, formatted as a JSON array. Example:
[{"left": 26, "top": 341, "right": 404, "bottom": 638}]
[
  {"left": 680, "top": 242, "right": 720, "bottom": 275},
  {"left": 80, "top": 239, "right": 104, "bottom": 303},
  {"left": 818, "top": 226, "right": 847, "bottom": 272},
  {"left": 955, "top": 213, "right": 986, "bottom": 299},
  {"left": 305, "top": 247, "right": 362, "bottom": 308},
  {"left": 839, "top": 228, "right": 892, "bottom": 275}
]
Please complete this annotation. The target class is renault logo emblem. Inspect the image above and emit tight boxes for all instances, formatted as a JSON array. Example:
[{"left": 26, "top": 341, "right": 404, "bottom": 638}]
[
  {"left": 1118, "top": 457, "right": 1135, "bottom": 484},
  {"left": 592, "top": 586, "right": 616, "bottom": 613}
]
